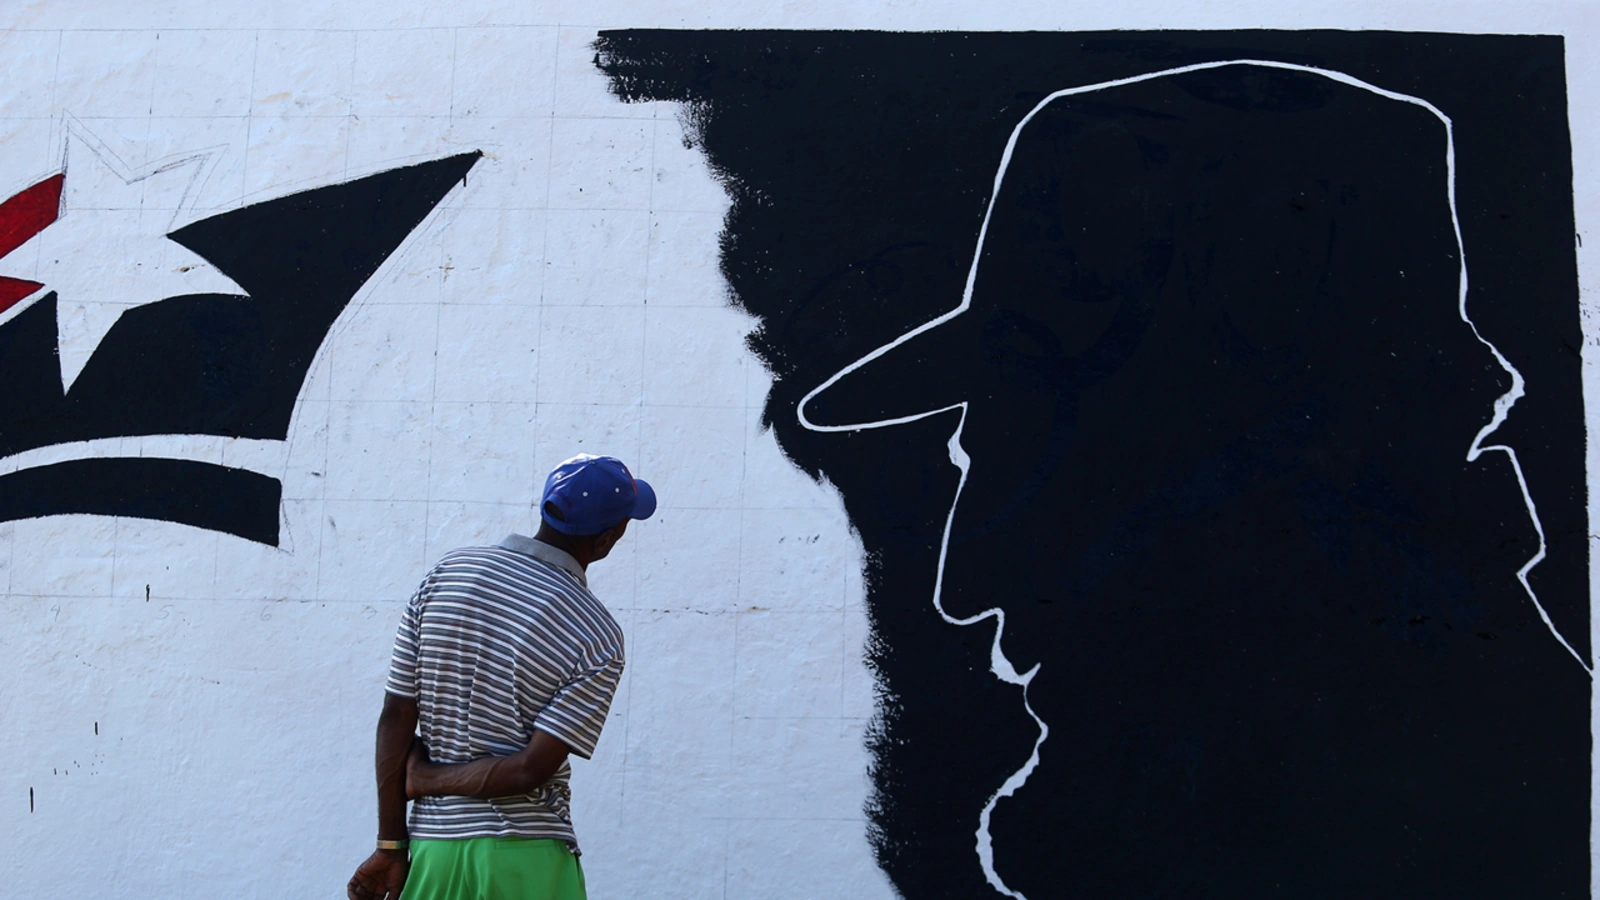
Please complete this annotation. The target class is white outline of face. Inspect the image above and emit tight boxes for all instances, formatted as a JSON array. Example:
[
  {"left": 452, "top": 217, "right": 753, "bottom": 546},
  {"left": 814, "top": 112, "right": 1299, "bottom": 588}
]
[{"left": 797, "top": 59, "right": 1589, "bottom": 898}]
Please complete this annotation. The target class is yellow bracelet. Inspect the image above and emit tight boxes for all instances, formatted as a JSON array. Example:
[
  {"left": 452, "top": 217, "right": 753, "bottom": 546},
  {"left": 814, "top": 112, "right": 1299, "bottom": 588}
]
[{"left": 376, "top": 839, "right": 409, "bottom": 851}]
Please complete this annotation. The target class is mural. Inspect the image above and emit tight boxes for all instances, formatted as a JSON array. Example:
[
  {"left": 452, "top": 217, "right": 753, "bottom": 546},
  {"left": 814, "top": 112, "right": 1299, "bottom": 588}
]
[
  {"left": 599, "top": 31, "right": 1590, "bottom": 898},
  {"left": 0, "top": 22, "right": 894, "bottom": 900},
  {"left": 0, "top": 128, "right": 478, "bottom": 544},
  {"left": 2, "top": 15, "right": 1595, "bottom": 900}
]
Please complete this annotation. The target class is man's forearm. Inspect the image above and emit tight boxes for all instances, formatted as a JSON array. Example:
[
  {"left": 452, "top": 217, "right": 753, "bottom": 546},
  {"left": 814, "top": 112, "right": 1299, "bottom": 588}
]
[
  {"left": 375, "top": 693, "right": 418, "bottom": 840},
  {"left": 409, "top": 730, "right": 570, "bottom": 800}
]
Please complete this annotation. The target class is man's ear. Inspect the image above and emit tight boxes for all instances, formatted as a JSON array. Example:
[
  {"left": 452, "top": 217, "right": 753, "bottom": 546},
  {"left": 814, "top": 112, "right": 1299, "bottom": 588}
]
[{"left": 595, "top": 519, "right": 629, "bottom": 555}]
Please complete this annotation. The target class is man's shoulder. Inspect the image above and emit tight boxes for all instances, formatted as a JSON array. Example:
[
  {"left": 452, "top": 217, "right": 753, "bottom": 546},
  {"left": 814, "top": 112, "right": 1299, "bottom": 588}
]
[
  {"left": 432, "top": 544, "right": 600, "bottom": 604},
  {"left": 429, "top": 543, "right": 619, "bottom": 646},
  {"left": 433, "top": 542, "right": 556, "bottom": 569},
  {"left": 434, "top": 543, "right": 522, "bottom": 566}
]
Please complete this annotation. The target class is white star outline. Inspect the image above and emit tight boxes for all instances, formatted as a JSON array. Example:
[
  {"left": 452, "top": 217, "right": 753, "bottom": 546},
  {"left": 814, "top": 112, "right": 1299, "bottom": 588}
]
[{"left": 0, "top": 113, "right": 245, "bottom": 391}]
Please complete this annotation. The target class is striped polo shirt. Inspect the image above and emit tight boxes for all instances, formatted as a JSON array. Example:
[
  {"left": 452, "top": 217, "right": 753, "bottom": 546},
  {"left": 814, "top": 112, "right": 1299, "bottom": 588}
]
[{"left": 386, "top": 534, "right": 625, "bottom": 849}]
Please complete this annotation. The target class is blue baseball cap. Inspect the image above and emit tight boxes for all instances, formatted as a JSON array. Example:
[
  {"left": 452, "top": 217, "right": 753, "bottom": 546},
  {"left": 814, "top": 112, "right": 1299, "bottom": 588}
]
[{"left": 540, "top": 454, "right": 657, "bottom": 536}]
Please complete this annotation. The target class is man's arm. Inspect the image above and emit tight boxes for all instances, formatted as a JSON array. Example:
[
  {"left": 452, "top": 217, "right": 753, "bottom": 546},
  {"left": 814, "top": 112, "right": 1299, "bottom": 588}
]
[
  {"left": 347, "top": 692, "right": 418, "bottom": 900},
  {"left": 374, "top": 692, "right": 418, "bottom": 836},
  {"left": 406, "top": 729, "right": 571, "bottom": 800}
]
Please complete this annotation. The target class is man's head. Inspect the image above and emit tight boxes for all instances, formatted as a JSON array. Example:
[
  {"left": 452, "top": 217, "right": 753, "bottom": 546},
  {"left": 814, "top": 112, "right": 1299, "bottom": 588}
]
[{"left": 534, "top": 454, "right": 657, "bottom": 566}]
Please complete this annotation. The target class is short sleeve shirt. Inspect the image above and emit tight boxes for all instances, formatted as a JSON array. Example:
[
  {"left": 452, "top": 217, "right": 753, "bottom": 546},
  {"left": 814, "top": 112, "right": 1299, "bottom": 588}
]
[{"left": 386, "top": 534, "right": 625, "bottom": 848}]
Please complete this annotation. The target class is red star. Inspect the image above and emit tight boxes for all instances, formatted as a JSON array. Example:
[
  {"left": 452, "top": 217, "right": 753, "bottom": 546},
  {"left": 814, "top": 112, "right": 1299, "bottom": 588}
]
[{"left": 0, "top": 173, "right": 64, "bottom": 314}]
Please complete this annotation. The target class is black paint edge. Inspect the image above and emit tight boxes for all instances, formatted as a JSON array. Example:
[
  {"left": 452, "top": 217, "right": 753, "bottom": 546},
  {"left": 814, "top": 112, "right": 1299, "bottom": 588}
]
[{"left": 0, "top": 458, "right": 281, "bottom": 545}]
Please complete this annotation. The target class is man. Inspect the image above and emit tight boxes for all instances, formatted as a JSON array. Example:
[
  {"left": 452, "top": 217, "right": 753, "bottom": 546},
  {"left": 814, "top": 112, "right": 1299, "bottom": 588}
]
[{"left": 347, "top": 453, "right": 655, "bottom": 900}]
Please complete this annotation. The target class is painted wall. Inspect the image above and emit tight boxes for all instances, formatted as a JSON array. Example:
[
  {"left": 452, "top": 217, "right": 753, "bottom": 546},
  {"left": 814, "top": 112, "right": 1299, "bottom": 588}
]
[
  {"left": 0, "top": 3, "right": 1597, "bottom": 900},
  {"left": 599, "top": 30, "right": 1591, "bottom": 897},
  {"left": 0, "top": 15, "right": 889, "bottom": 900}
]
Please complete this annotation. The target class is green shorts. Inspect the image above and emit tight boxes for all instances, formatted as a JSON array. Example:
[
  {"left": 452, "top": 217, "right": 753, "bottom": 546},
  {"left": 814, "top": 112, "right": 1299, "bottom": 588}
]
[{"left": 401, "top": 837, "right": 586, "bottom": 900}]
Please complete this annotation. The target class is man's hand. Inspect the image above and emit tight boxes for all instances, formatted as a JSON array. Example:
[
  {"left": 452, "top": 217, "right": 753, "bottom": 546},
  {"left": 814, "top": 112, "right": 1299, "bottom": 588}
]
[
  {"left": 346, "top": 849, "right": 408, "bottom": 900},
  {"left": 401, "top": 730, "right": 572, "bottom": 800},
  {"left": 357, "top": 693, "right": 417, "bottom": 899}
]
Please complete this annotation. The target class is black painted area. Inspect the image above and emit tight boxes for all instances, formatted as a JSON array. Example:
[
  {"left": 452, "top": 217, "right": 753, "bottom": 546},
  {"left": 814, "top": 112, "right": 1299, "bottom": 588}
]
[
  {"left": 598, "top": 32, "right": 1588, "bottom": 899},
  {"left": 0, "top": 458, "right": 280, "bottom": 544},
  {"left": 0, "top": 152, "right": 480, "bottom": 544},
  {"left": 0, "top": 151, "right": 481, "bottom": 456}
]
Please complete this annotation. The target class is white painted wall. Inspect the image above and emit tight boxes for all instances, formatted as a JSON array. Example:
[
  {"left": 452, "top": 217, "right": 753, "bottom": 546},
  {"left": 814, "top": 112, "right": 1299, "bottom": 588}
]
[
  {"left": 0, "top": 2, "right": 1596, "bottom": 899},
  {"left": 0, "top": 20, "right": 888, "bottom": 900}
]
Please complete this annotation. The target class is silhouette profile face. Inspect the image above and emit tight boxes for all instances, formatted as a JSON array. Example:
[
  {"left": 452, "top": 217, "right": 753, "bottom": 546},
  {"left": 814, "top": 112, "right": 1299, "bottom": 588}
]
[
  {"left": 800, "top": 62, "right": 1576, "bottom": 896},
  {"left": 947, "top": 71, "right": 1511, "bottom": 646},
  {"left": 807, "top": 65, "right": 1522, "bottom": 651},
  {"left": 599, "top": 31, "right": 1590, "bottom": 897}
]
